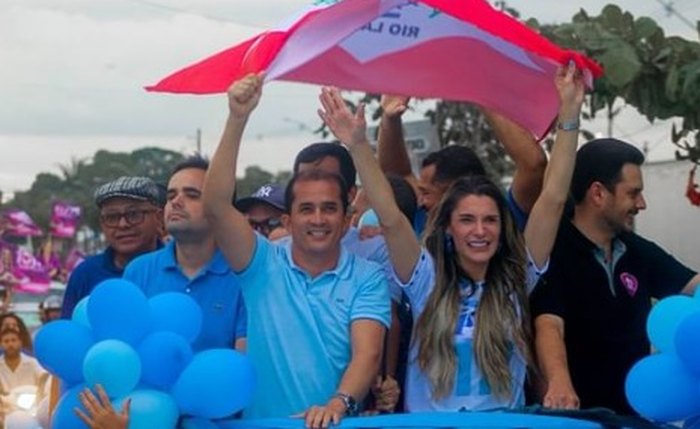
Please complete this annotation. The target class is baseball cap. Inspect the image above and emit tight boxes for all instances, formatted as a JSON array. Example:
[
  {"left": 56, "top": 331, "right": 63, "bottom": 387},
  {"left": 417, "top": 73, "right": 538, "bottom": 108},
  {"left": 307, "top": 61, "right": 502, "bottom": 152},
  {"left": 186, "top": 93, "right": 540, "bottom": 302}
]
[
  {"left": 94, "top": 176, "right": 165, "bottom": 208},
  {"left": 40, "top": 295, "right": 63, "bottom": 310},
  {"left": 236, "top": 183, "right": 286, "bottom": 212}
]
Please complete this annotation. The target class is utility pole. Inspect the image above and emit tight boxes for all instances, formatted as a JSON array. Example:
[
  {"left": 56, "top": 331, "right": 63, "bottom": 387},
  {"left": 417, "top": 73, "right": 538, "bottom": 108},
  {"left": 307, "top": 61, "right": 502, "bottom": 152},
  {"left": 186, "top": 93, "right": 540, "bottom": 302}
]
[{"left": 196, "top": 128, "right": 202, "bottom": 154}]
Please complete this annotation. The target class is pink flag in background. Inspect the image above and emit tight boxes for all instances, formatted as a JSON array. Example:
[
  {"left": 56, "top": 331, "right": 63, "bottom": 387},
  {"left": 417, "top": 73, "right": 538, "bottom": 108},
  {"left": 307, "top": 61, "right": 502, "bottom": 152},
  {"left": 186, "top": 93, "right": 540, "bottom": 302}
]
[
  {"left": 1, "top": 209, "right": 43, "bottom": 237},
  {"left": 0, "top": 240, "right": 50, "bottom": 294},
  {"left": 50, "top": 201, "right": 82, "bottom": 238},
  {"left": 146, "top": 0, "right": 602, "bottom": 139}
]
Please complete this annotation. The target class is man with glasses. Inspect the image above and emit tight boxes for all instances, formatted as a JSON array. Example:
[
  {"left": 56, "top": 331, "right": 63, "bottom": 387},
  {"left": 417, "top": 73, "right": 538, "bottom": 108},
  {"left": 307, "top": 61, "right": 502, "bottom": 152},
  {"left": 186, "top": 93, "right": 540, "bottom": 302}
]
[
  {"left": 236, "top": 183, "right": 287, "bottom": 239},
  {"left": 123, "top": 156, "right": 247, "bottom": 351},
  {"left": 61, "top": 176, "right": 164, "bottom": 319}
]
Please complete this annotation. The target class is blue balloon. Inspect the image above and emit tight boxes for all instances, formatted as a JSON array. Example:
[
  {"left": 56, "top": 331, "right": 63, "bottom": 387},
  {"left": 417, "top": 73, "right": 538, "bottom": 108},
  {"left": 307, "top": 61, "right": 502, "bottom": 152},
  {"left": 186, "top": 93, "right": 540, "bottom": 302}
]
[
  {"left": 51, "top": 384, "right": 89, "bottom": 429},
  {"left": 88, "top": 279, "right": 151, "bottom": 345},
  {"left": 173, "top": 349, "right": 256, "bottom": 419},
  {"left": 113, "top": 390, "right": 179, "bottom": 429},
  {"left": 72, "top": 296, "right": 91, "bottom": 328},
  {"left": 358, "top": 209, "right": 380, "bottom": 228},
  {"left": 149, "top": 293, "right": 202, "bottom": 343},
  {"left": 138, "top": 331, "right": 193, "bottom": 390},
  {"left": 35, "top": 320, "right": 94, "bottom": 385},
  {"left": 625, "top": 353, "right": 700, "bottom": 421},
  {"left": 83, "top": 340, "right": 141, "bottom": 398},
  {"left": 646, "top": 295, "right": 699, "bottom": 353},
  {"left": 694, "top": 285, "right": 700, "bottom": 303},
  {"left": 675, "top": 311, "right": 700, "bottom": 376}
]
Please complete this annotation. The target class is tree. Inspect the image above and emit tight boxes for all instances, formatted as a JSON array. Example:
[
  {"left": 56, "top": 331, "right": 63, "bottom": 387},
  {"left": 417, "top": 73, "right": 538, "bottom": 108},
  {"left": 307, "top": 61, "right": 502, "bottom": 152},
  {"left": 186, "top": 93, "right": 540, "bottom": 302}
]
[{"left": 528, "top": 5, "right": 700, "bottom": 165}]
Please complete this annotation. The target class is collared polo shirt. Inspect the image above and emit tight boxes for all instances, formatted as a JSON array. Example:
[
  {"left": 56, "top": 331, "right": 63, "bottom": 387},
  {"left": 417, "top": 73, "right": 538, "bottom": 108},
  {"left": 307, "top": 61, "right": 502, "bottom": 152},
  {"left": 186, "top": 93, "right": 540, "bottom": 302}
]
[
  {"left": 530, "top": 220, "right": 697, "bottom": 415},
  {"left": 237, "top": 235, "right": 390, "bottom": 418},
  {"left": 123, "top": 240, "right": 246, "bottom": 352},
  {"left": 397, "top": 248, "right": 546, "bottom": 412}
]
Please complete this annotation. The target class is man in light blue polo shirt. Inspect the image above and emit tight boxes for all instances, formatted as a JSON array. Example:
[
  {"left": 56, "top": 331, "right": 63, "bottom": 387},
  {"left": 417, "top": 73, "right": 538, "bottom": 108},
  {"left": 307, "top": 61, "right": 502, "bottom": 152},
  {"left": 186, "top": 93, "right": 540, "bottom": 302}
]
[
  {"left": 204, "top": 74, "right": 390, "bottom": 428},
  {"left": 124, "top": 156, "right": 246, "bottom": 352}
]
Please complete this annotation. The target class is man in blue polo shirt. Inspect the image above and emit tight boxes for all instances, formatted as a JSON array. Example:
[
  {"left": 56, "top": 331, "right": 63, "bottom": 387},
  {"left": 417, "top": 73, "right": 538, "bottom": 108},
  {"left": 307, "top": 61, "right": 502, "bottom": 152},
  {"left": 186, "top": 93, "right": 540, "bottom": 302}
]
[
  {"left": 123, "top": 156, "right": 246, "bottom": 352},
  {"left": 204, "top": 74, "right": 390, "bottom": 428},
  {"left": 61, "top": 176, "right": 164, "bottom": 319}
]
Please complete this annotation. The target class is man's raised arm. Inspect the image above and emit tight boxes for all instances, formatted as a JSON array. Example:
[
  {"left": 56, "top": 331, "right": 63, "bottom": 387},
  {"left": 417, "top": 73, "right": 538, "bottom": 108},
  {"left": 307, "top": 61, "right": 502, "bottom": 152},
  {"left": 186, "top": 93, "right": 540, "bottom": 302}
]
[{"left": 203, "top": 74, "right": 263, "bottom": 272}]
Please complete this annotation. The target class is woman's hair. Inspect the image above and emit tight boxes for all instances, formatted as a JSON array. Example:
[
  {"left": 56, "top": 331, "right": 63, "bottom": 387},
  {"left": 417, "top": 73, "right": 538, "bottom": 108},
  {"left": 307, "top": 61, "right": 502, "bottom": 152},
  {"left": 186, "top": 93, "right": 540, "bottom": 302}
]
[
  {"left": 415, "top": 175, "right": 533, "bottom": 399},
  {"left": 0, "top": 313, "right": 33, "bottom": 353}
]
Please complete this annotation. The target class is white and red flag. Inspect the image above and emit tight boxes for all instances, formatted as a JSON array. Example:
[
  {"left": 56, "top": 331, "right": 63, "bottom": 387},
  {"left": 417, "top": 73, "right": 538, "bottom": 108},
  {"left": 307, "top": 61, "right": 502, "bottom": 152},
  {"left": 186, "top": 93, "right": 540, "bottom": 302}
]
[{"left": 146, "top": 0, "right": 602, "bottom": 138}]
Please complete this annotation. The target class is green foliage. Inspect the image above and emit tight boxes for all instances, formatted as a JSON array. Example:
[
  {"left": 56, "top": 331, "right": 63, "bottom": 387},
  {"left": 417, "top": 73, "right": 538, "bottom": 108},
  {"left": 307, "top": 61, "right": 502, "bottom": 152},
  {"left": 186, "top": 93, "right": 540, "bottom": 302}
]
[{"left": 530, "top": 5, "right": 700, "bottom": 163}]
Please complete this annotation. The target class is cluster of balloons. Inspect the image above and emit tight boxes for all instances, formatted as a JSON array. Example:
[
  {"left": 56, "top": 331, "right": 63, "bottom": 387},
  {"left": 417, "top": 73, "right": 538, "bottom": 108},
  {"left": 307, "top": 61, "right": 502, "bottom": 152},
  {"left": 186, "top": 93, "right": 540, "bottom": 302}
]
[
  {"left": 625, "top": 287, "right": 700, "bottom": 422},
  {"left": 31, "top": 279, "right": 255, "bottom": 429}
]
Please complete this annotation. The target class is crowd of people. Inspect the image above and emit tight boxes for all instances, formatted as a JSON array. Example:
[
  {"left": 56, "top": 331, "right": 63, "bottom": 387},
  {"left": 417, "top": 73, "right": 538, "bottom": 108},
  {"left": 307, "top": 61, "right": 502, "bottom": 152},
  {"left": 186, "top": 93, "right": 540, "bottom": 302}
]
[{"left": 35, "top": 62, "right": 699, "bottom": 429}]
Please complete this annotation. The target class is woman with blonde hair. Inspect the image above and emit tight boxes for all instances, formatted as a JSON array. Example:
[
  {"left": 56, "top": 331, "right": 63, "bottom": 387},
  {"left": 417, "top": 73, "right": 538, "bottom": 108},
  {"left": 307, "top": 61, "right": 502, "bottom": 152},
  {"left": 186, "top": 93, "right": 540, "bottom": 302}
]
[{"left": 319, "top": 63, "right": 584, "bottom": 411}]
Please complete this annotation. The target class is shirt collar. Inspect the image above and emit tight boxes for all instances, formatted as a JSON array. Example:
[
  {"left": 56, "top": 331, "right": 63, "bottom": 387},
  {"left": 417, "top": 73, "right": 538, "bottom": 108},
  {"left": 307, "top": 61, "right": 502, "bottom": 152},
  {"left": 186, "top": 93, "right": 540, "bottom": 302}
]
[
  {"left": 282, "top": 238, "right": 351, "bottom": 280},
  {"left": 163, "top": 240, "right": 229, "bottom": 276}
]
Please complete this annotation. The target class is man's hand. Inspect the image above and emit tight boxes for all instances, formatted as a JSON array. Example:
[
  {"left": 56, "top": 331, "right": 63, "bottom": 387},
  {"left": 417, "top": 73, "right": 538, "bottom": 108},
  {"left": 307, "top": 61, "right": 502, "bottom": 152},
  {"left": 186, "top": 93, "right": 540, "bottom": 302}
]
[
  {"left": 74, "top": 385, "right": 130, "bottom": 429},
  {"left": 555, "top": 61, "right": 585, "bottom": 119},
  {"left": 298, "top": 397, "right": 346, "bottom": 429},
  {"left": 371, "top": 375, "right": 400, "bottom": 413},
  {"left": 543, "top": 377, "right": 580, "bottom": 410},
  {"left": 380, "top": 95, "right": 410, "bottom": 119},
  {"left": 227, "top": 73, "right": 264, "bottom": 119},
  {"left": 318, "top": 87, "right": 368, "bottom": 147}
]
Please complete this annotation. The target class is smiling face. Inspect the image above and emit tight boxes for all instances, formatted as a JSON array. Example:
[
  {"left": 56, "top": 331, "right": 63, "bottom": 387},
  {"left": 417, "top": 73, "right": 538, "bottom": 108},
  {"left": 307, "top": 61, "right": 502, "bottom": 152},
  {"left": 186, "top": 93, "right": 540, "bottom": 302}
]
[
  {"left": 99, "top": 197, "right": 162, "bottom": 264},
  {"left": 600, "top": 163, "right": 647, "bottom": 234},
  {"left": 446, "top": 194, "right": 502, "bottom": 281},
  {"left": 283, "top": 178, "right": 349, "bottom": 261}
]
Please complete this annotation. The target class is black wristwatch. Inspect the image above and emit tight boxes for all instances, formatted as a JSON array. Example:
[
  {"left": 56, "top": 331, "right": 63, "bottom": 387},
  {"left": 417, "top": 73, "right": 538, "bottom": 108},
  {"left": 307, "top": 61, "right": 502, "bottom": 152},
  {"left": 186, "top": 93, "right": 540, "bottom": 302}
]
[{"left": 332, "top": 392, "right": 358, "bottom": 416}]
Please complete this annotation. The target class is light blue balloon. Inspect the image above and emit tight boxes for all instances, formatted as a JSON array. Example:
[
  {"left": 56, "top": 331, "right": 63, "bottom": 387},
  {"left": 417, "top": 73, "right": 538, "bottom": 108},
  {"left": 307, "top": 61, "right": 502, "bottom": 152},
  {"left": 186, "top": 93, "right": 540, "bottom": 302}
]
[
  {"left": 148, "top": 293, "right": 202, "bottom": 344},
  {"left": 138, "top": 331, "right": 193, "bottom": 390},
  {"left": 35, "top": 320, "right": 94, "bottom": 385},
  {"left": 88, "top": 278, "right": 151, "bottom": 345},
  {"left": 625, "top": 353, "right": 700, "bottom": 421},
  {"left": 83, "top": 340, "right": 141, "bottom": 398},
  {"left": 358, "top": 209, "right": 380, "bottom": 228},
  {"left": 173, "top": 349, "right": 256, "bottom": 419},
  {"left": 694, "top": 285, "right": 700, "bottom": 303},
  {"left": 675, "top": 311, "right": 700, "bottom": 376},
  {"left": 72, "top": 296, "right": 91, "bottom": 328},
  {"left": 4, "top": 411, "right": 41, "bottom": 429},
  {"left": 646, "top": 295, "right": 699, "bottom": 353},
  {"left": 51, "top": 384, "right": 89, "bottom": 429},
  {"left": 113, "top": 390, "right": 179, "bottom": 429}
]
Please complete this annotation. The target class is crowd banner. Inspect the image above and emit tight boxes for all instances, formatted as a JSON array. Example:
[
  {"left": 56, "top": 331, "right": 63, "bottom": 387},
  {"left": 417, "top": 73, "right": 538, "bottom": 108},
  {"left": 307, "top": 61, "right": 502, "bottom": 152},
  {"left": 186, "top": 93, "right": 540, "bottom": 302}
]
[
  {"left": 49, "top": 201, "right": 82, "bottom": 238},
  {"left": 0, "top": 239, "right": 50, "bottom": 293},
  {"left": 1, "top": 208, "right": 43, "bottom": 237},
  {"left": 146, "top": 0, "right": 602, "bottom": 139}
]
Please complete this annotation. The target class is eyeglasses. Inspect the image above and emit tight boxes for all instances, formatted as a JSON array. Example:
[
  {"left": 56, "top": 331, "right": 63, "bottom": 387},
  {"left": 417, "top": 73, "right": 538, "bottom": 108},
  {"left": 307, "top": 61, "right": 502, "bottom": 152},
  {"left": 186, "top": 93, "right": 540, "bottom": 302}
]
[
  {"left": 248, "top": 217, "right": 282, "bottom": 235},
  {"left": 100, "top": 209, "right": 157, "bottom": 227}
]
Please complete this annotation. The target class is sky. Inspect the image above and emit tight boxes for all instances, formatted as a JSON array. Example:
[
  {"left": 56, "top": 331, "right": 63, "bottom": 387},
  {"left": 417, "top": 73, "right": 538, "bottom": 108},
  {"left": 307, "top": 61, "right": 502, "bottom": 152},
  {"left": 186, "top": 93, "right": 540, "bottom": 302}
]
[{"left": 0, "top": 0, "right": 698, "bottom": 199}]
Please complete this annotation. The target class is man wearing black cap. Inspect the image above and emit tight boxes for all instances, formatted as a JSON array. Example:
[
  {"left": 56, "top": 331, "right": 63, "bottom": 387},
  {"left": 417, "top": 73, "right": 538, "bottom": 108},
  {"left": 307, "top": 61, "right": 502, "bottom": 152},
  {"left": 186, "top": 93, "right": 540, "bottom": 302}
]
[
  {"left": 237, "top": 183, "right": 287, "bottom": 239},
  {"left": 531, "top": 138, "right": 700, "bottom": 415},
  {"left": 61, "top": 176, "right": 164, "bottom": 319}
]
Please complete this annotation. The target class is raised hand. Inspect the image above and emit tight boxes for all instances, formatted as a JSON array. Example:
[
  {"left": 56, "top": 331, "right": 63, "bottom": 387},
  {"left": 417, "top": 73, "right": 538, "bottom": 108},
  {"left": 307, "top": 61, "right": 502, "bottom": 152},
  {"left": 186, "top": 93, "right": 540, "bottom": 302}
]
[
  {"left": 318, "top": 87, "right": 368, "bottom": 147},
  {"left": 227, "top": 73, "right": 264, "bottom": 119},
  {"left": 380, "top": 94, "right": 410, "bottom": 119},
  {"left": 555, "top": 61, "right": 585, "bottom": 118}
]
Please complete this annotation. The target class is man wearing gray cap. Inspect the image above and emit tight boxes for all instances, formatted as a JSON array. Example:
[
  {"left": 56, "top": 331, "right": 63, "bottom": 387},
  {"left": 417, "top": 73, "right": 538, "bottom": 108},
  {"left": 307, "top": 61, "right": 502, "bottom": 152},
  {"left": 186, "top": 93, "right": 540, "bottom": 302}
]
[{"left": 61, "top": 176, "right": 164, "bottom": 319}]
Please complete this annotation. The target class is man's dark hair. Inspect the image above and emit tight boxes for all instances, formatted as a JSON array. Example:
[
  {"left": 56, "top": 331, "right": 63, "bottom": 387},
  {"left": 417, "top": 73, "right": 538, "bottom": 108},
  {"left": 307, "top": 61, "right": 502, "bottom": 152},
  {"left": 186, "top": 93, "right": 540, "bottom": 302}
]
[
  {"left": 172, "top": 154, "right": 210, "bottom": 175},
  {"left": 0, "top": 328, "right": 20, "bottom": 340},
  {"left": 421, "top": 145, "right": 486, "bottom": 185},
  {"left": 293, "top": 142, "right": 356, "bottom": 190},
  {"left": 285, "top": 169, "right": 350, "bottom": 215},
  {"left": 571, "top": 138, "right": 645, "bottom": 204},
  {"left": 387, "top": 174, "right": 417, "bottom": 223}
]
